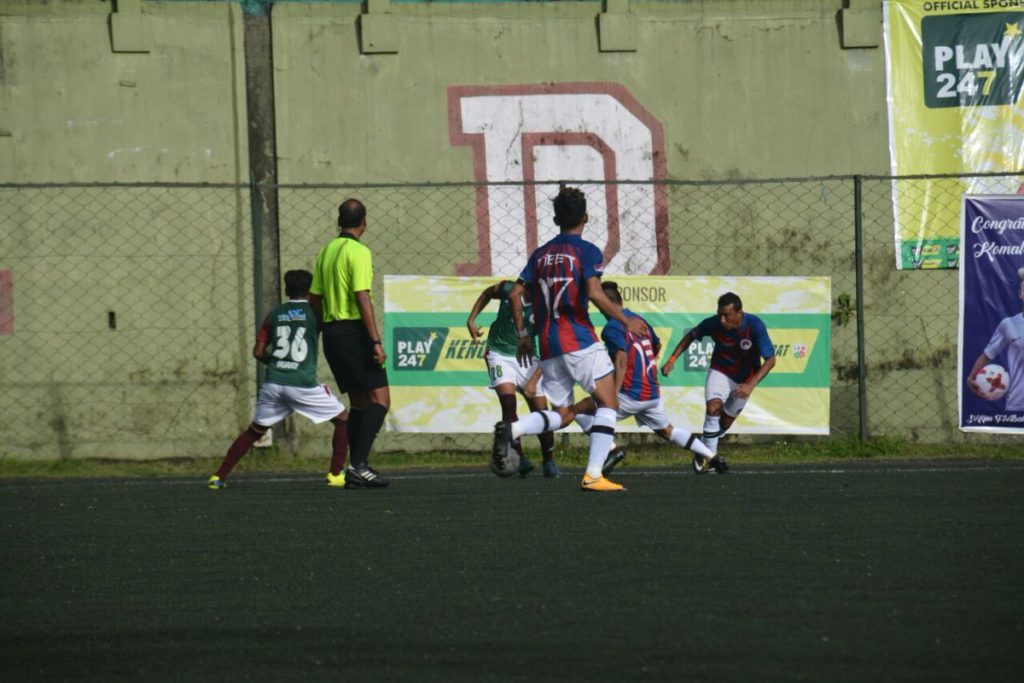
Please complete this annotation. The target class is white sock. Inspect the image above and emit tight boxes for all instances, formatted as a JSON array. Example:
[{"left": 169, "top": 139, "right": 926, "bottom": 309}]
[
  {"left": 586, "top": 408, "right": 617, "bottom": 478},
  {"left": 574, "top": 413, "right": 595, "bottom": 433},
  {"left": 670, "top": 427, "right": 714, "bottom": 458},
  {"left": 512, "top": 410, "right": 562, "bottom": 439},
  {"left": 701, "top": 414, "right": 720, "bottom": 455}
]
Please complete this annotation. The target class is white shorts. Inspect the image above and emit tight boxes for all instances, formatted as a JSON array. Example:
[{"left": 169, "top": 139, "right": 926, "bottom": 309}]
[
  {"left": 705, "top": 369, "right": 746, "bottom": 418},
  {"left": 540, "top": 343, "right": 615, "bottom": 408},
  {"left": 616, "top": 394, "right": 670, "bottom": 431},
  {"left": 252, "top": 382, "right": 345, "bottom": 426},
  {"left": 486, "top": 349, "right": 543, "bottom": 395}
]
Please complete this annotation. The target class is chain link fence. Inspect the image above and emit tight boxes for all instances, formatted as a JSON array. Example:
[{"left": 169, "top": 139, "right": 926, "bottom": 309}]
[{"left": 0, "top": 175, "right": 1016, "bottom": 459}]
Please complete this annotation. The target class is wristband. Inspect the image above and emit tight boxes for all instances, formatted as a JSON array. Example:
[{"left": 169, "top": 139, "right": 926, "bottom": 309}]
[
  {"left": 669, "top": 354, "right": 679, "bottom": 363},
  {"left": 371, "top": 339, "right": 382, "bottom": 345},
  {"left": 516, "top": 328, "right": 529, "bottom": 339}
]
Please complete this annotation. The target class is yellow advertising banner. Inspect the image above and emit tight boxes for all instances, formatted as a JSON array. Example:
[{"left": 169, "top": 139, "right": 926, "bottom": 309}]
[
  {"left": 384, "top": 276, "right": 831, "bottom": 435},
  {"left": 885, "top": 0, "right": 1024, "bottom": 269}
]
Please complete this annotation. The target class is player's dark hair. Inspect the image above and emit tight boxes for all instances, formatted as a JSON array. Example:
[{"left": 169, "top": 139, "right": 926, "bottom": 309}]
[
  {"left": 337, "top": 198, "right": 366, "bottom": 230},
  {"left": 552, "top": 185, "right": 587, "bottom": 229},
  {"left": 718, "top": 291, "right": 742, "bottom": 311},
  {"left": 602, "top": 281, "right": 623, "bottom": 305},
  {"left": 284, "top": 269, "right": 313, "bottom": 298}
]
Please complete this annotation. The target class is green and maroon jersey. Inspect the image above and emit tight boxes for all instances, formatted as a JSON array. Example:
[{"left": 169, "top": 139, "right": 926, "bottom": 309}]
[
  {"left": 259, "top": 300, "right": 319, "bottom": 388},
  {"left": 486, "top": 280, "right": 536, "bottom": 356}
]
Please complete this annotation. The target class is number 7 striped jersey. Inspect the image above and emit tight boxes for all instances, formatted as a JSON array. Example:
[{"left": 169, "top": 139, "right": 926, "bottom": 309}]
[{"left": 518, "top": 233, "right": 603, "bottom": 359}]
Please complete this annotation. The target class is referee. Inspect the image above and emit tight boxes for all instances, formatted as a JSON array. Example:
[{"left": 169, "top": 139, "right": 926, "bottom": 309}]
[{"left": 309, "top": 198, "right": 390, "bottom": 488}]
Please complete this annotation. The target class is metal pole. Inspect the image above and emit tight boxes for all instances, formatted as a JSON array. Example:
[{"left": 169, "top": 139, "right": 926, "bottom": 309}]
[{"left": 853, "top": 175, "right": 869, "bottom": 443}]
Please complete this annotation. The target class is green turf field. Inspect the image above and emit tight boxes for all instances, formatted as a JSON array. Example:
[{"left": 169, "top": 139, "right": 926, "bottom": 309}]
[{"left": 2, "top": 462, "right": 1022, "bottom": 681}]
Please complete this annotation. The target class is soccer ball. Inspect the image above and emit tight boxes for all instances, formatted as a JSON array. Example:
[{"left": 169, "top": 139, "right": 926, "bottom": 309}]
[
  {"left": 490, "top": 448, "right": 521, "bottom": 478},
  {"left": 974, "top": 363, "right": 1009, "bottom": 401}
]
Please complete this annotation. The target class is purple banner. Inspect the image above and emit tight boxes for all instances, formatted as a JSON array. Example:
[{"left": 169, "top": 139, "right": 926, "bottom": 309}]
[{"left": 960, "top": 196, "right": 1024, "bottom": 433}]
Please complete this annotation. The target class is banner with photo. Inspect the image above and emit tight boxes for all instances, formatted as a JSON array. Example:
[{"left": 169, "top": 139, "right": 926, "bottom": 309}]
[
  {"left": 884, "top": 1, "right": 1024, "bottom": 270},
  {"left": 384, "top": 275, "right": 831, "bottom": 434},
  {"left": 959, "top": 195, "right": 1024, "bottom": 432}
]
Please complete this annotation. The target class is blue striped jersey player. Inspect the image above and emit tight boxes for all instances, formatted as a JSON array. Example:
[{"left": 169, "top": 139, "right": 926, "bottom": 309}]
[
  {"left": 573, "top": 282, "right": 715, "bottom": 476},
  {"left": 660, "top": 291, "right": 776, "bottom": 473},
  {"left": 491, "top": 185, "right": 648, "bottom": 493}
]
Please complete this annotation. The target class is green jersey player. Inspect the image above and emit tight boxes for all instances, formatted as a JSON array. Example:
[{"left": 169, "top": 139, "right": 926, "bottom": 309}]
[
  {"left": 467, "top": 280, "right": 560, "bottom": 477},
  {"left": 208, "top": 270, "right": 350, "bottom": 489}
]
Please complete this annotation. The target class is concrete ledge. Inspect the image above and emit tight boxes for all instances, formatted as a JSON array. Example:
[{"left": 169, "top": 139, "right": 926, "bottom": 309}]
[
  {"left": 840, "top": 7, "right": 879, "bottom": 49},
  {"left": 110, "top": 13, "right": 151, "bottom": 53},
  {"left": 359, "top": 13, "right": 399, "bottom": 54},
  {"left": 599, "top": 13, "right": 637, "bottom": 53}
]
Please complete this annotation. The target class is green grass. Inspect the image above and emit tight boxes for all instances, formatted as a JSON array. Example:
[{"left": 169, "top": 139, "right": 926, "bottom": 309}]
[
  {"left": 2, "top": 463, "right": 1022, "bottom": 681},
  {"left": 2, "top": 435, "right": 1024, "bottom": 479}
]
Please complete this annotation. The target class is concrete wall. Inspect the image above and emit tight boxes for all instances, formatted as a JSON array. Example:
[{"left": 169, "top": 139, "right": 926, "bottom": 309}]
[
  {"left": 273, "top": 0, "right": 886, "bottom": 184},
  {"left": 3, "top": 0, "right": 965, "bottom": 458},
  {"left": 0, "top": 1, "right": 254, "bottom": 458}
]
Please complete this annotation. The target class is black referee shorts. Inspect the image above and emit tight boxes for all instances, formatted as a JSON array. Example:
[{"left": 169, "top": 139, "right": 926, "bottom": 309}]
[{"left": 322, "top": 320, "right": 389, "bottom": 393}]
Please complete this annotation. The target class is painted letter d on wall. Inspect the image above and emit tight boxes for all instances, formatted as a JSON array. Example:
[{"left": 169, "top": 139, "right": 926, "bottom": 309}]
[{"left": 448, "top": 83, "right": 670, "bottom": 277}]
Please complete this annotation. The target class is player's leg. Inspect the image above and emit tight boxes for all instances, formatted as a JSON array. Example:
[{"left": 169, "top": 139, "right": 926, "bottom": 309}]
[
  {"left": 491, "top": 358, "right": 569, "bottom": 471},
  {"left": 599, "top": 394, "right": 644, "bottom": 476},
  {"left": 653, "top": 423, "right": 715, "bottom": 463},
  {"left": 323, "top": 321, "right": 388, "bottom": 487},
  {"left": 210, "top": 422, "right": 270, "bottom": 488},
  {"left": 571, "top": 396, "right": 597, "bottom": 432},
  {"left": 709, "top": 407, "right": 741, "bottom": 473},
  {"left": 560, "top": 344, "right": 623, "bottom": 491},
  {"left": 582, "top": 371, "right": 623, "bottom": 491},
  {"left": 524, "top": 393, "right": 558, "bottom": 477},
  {"left": 345, "top": 387, "right": 390, "bottom": 488},
  {"left": 701, "top": 369, "right": 734, "bottom": 455},
  {"left": 210, "top": 383, "right": 286, "bottom": 488},
  {"left": 499, "top": 358, "right": 568, "bottom": 440},
  {"left": 491, "top": 353, "right": 533, "bottom": 476},
  {"left": 522, "top": 364, "right": 557, "bottom": 476},
  {"left": 326, "top": 411, "right": 350, "bottom": 485},
  {"left": 272, "top": 384, "right": 351, "bottom": 486}
]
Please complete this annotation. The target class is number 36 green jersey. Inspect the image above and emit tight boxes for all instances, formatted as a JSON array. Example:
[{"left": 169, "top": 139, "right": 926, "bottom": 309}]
[{"left": 260, "top": 300, "right": 319, "bottom": 388}]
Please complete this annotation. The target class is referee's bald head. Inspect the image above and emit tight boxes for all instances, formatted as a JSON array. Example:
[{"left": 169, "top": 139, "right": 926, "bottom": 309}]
[{"left": 338, "top": 199, "right": 366, "bottom": 230}]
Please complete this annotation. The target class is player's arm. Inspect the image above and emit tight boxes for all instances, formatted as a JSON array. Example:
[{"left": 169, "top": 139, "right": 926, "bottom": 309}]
[
  {"left": 734, "top": 355, "right": 776, "bottom": 400},
  {"left": 466, "top": 282, "right": 505, "bottom": 343},
  {"left": 355, "top": 289, "right": 386, "bottom": 366},
  {"left": 252, "top": 317, "right": 272, "bottom": 364},
  {"left": 509, "top": 279, "right": 535, "bottom": 366},
  {"left": 587, "top": 277, "right": 646, "bottom": 337},
  {"left": 967, "top": 353, "right": 992, "bottom": 397},
  {"left": 308, "top": 255, "right": 325, "bottom": 331},
  {"left": 611, "top": 349, "right": 628, "bottom": 393},
  {"left": 660, "top": 331, "right": 696, "bottom": 377},
  {"left": 308, "top": 293, "right": 324, "bottom": 331}
]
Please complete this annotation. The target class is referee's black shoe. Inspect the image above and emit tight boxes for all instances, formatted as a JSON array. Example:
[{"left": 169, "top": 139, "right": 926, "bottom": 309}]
[{"left": 345, "top": 465, "right": 390, "bottom": 488}]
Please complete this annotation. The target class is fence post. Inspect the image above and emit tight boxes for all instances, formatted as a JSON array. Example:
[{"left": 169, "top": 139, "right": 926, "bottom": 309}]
[
  {"left": 244, "top": 6, "right": 286, "bottom": 448},
  {"left": 853, "top": 175, "right": 869, "bottom": 443}
]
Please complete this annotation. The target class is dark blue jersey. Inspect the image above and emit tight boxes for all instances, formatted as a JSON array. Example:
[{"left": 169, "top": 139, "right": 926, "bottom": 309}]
[
  {"left": 519, "top": 233, "right": 603, "bottom": 359},
  {"left": 602, "top": 309, "right": 661, "bottom": 401},
  {"left": 691, "top": 313, "right": 774, "bottom": 383}
]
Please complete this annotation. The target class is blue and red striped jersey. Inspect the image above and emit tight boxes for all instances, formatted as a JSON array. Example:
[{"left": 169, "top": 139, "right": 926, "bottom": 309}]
[
  {"left": 602, "top": 309, "right": 661, "bottom": 401},
  {"left": 691, "top": 313, "right": 775, "bottom": 383},
  {"left": 519, "top": 234, "right": 603, "bottom": 359}
]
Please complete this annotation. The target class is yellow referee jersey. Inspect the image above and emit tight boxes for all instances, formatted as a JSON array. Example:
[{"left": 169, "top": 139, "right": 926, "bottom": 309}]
[{"left": 310, "top": 233, "right": 374, "bottom": 322}]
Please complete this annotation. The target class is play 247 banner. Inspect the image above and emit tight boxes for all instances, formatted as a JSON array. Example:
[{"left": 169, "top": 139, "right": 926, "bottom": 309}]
[
  {"left": 885, "top": 1, "right": 1024, "bottom": 269},
  {"left": 383, "top": 275, "right": 831, "bottom": 434},
  {"left": 960, "top": 195, "right": 1024, "bottom": 432}
]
